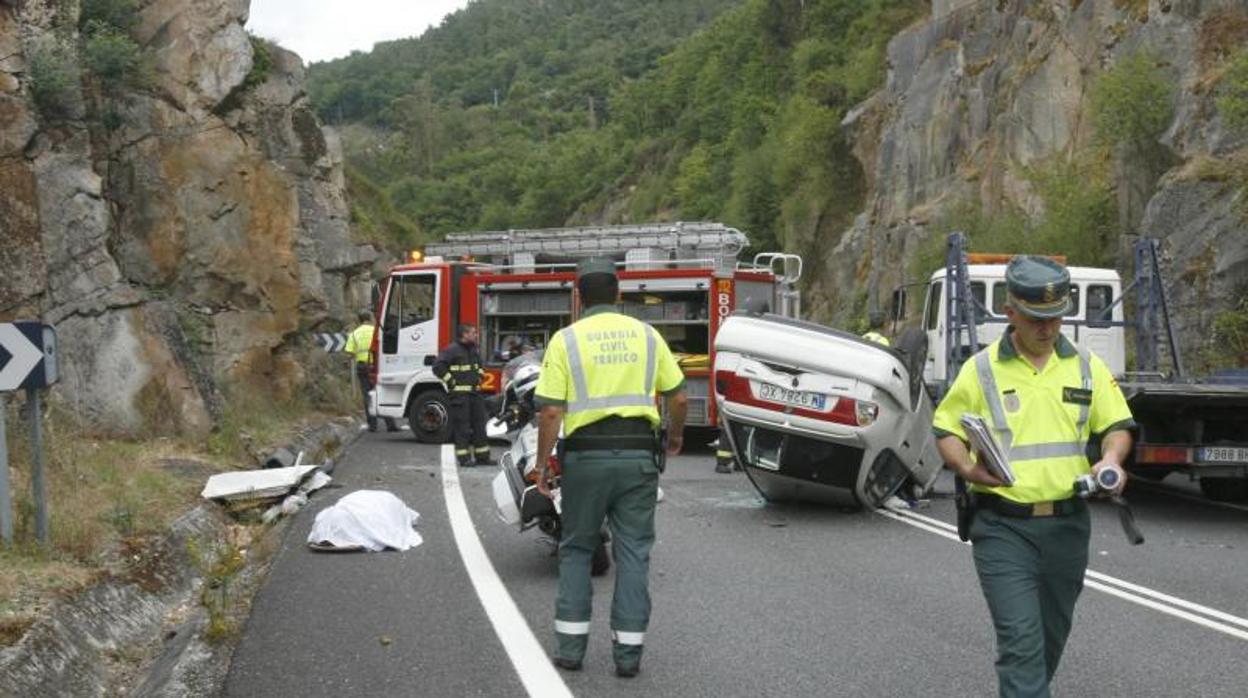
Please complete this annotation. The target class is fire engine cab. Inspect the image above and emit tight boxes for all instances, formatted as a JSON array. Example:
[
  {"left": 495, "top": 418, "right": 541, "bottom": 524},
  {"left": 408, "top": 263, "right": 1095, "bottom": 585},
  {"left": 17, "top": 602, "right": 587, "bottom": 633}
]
[{"left": 368, "top": 222, "right": 802, "bottom": 443}]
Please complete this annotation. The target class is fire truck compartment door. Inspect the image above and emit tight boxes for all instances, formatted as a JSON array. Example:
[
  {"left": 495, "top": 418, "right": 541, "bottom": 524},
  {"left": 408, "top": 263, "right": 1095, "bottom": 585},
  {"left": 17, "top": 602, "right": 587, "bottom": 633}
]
[{"left": 378, "top": 270, "right": 441, "bottom": 405}]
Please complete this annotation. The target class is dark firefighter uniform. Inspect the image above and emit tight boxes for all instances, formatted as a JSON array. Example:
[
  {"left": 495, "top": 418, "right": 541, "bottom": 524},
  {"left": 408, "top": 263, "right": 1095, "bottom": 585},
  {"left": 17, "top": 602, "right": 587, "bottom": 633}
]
[
  {"left": 933, "top": 256, "right": 1134, "bottom": 697},
  {"left": 535, "top": 258, "right": 686, "bottom": 676},
  {"left": 433, "top": 337, "right": 492, "bottom": 466}
]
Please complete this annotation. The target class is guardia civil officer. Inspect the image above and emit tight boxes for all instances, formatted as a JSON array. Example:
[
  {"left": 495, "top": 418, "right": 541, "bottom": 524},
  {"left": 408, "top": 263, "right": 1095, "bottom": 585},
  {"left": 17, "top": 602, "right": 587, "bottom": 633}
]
[
  {"left": 433, "top": 324, "right": 494, "bottom": 467},
  {"left": 343, "top": 310, "right": 398, "bottom": 433},
  {"left": 532, "top": 257, "right": 687, "bottom": 678},
  {"left": 862, "top": 310, "right": 891, "bottom": 346},
  {"left": 933, "top": 256, "right": 1135, "bottom": 698}
]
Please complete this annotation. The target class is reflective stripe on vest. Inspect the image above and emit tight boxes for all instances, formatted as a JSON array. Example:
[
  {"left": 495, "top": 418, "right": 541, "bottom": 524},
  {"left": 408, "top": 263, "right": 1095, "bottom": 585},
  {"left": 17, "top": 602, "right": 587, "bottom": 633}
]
[
  {"left": 975, "top": 346, "right": 1091, "bottom": 463},
  {"left": 559, "top": 325, "right": 658, "bottom": 412}
]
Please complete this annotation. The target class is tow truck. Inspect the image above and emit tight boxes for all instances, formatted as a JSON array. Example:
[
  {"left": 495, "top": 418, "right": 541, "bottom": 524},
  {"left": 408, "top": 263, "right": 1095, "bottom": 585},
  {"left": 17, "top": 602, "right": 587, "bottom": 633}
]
[
  {"left": 368, "top": 222, "right": 802, "bottom": 443},
  {"left": 923, "top": 233, "right": 1248, "bottom": 501}
]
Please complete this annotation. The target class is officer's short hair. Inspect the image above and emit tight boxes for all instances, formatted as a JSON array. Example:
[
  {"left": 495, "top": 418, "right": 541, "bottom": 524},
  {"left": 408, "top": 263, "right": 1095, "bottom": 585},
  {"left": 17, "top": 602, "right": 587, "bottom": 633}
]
[
  {"left": 868, "top": 310, "right": 886, "bottom": 329},
  {"left": 358, "top": 310, "right": 372, "bottom": 322},
  {"left": 458, "top": 323, "right": 477, "bottom": 338},
  {"left": 579, "top": 274, "right": 618, "bottom": 307}
]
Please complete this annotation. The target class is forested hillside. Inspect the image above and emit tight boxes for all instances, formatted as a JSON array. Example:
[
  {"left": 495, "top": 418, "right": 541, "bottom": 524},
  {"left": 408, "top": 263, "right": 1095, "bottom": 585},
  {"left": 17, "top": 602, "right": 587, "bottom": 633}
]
[{"left": 307, "top": 0, "right": 926, "bottom": 255}]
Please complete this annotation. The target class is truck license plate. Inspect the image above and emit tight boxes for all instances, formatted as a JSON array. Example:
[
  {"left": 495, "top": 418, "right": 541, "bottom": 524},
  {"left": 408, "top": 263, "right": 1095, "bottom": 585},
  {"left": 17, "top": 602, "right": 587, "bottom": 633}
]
[
  {"left": 1197, "top": 446, "right": 1248, "bottom": 464},
  {"left": 756, "top": 383, "right": 827, "bottom": 411}
]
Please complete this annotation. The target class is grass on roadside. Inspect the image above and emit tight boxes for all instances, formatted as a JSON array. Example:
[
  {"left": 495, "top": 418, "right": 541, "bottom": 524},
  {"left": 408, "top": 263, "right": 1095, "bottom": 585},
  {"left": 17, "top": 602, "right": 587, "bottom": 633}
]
[{"left": 0, "top": 351, "right": 356, "bottom": 647}]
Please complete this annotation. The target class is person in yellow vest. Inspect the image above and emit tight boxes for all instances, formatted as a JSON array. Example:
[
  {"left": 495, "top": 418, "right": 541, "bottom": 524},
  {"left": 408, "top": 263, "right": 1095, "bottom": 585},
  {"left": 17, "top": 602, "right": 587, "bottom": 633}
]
[
  {"left": 344, "top": 310, "right": 399, "bottom": 433},
  {"left": 933, "top": 256, "right": 1135, "bottom": 697},
  {"left": 533, "top": 257, "right": 687, "bottom": 678},
  {"left": 862, "top": 310, "right": 891, "bottom": 346}
]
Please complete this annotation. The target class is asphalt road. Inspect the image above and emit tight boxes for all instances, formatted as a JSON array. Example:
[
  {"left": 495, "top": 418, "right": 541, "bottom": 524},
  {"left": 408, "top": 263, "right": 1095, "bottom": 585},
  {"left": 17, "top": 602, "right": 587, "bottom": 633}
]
[{"left": 224, "top": 431, "right": 1248, "bottom": 697}]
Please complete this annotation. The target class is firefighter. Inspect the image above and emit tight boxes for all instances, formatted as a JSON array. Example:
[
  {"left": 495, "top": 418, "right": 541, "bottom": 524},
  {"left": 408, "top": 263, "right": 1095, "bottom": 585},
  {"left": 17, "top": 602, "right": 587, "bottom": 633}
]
[
  {"left": 862, "top": 310, "right": 891, "bottom": 346},
  {"left": 344, "top": 310, "right": 398, "bottom": 433},
  {"left": 433, "top": 324, "right": 494, "bottom": 467},
  {"left": 533, "top": 257, "right": 687, "bottom": 678},
  {"left": 932, "top": 255, "right": 1135, "bottom": 698}
]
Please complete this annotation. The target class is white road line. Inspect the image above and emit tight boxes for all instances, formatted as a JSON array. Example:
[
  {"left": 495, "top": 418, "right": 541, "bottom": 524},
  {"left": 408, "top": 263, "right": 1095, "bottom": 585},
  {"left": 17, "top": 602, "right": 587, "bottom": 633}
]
[
  {"left": 894, "top": 509, "right": 1248, "bottom": 630},
  {"left": 876, "top": 506, "right": 1248, "bottom": 642},
  {"left": 440, "top": 445, "right": 573, "bottom": 698}
]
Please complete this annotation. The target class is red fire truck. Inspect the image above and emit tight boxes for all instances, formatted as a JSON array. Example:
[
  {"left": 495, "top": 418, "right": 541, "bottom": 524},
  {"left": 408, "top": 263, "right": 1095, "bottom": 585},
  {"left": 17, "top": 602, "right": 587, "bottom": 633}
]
[{"left": 368, "top": 222, "right": 802, "bottom": 443}]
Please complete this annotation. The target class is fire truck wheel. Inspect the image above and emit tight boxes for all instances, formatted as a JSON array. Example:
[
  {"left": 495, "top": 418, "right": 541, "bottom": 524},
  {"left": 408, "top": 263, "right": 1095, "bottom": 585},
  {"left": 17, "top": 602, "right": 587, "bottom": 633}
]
[{"left": 408, "top": 390, "right": 452, "bottom": 443}]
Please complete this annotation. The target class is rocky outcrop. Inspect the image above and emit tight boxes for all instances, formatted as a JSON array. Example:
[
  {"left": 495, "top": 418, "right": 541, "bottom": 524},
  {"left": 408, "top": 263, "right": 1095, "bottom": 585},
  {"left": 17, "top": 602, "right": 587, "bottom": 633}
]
[
  {"left": 835, "top": 0, "right": 1248, "bottom": 363},
  {"left": 0, "top": 0, "right": 379, "bottom": 434}
]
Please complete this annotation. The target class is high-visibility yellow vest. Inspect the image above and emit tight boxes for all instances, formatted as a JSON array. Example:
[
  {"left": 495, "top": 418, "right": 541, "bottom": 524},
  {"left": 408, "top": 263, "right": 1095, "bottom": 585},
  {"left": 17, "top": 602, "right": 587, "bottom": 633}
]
[
  {"left": 862, "top": 331, "right": 891, "bottom": 346},
  {"left": 534, "top": 306, "right": 685, "bottom": 436},
  {"left": 932, "top": 332, "right": 1133, "bottom": 503},
  {"left": 344, "top": 324, "right": 376, "bottom": 363}
]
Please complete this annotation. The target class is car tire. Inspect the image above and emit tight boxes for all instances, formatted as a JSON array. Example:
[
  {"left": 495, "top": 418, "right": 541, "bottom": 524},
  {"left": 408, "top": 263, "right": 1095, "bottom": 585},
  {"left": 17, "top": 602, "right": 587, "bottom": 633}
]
[
  {"left": 894, "top": 327, "right": 929, "bottom": 410},
  {"left": 408, "top": 389, "right": 452, "bottom": 443},
  {"left": 1198, "top": 476, "right": 1248, "bottom": 502}
]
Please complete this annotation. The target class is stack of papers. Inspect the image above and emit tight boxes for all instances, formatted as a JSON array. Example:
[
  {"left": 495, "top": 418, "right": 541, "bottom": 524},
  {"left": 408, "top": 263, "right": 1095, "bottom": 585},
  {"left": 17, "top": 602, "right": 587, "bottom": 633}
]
[{"left": 960, "top": 414, "right": 1016, "bottom": 485}]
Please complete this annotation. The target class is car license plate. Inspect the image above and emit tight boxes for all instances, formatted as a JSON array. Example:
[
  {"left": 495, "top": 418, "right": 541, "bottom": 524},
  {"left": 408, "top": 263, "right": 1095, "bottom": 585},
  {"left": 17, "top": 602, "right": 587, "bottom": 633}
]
[
  {"left": 1197, "top": 446, "right": 1248, "bottom": 464},
  {"left": 756, "top": 382, "right": 827, "bottom": 411}
]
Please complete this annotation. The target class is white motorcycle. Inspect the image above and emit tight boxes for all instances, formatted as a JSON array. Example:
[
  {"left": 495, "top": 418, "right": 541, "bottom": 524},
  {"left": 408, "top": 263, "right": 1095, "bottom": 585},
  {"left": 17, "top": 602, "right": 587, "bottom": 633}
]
[{"left": 489, "top": 353, "right": 610, "bottom": 576}]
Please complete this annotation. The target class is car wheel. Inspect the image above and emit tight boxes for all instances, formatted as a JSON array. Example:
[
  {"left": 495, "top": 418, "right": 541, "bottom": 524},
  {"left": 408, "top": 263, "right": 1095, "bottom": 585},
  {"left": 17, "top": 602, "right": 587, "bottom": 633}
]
[
  {"left": 894, "top": 327, "right": 929, "bottom": 410},
  {"left": 408, "top": 389, "right": 452, "bottom": 443},
  {"left": 1198, "top": 476, "right": 1248, "bottom": 502}
]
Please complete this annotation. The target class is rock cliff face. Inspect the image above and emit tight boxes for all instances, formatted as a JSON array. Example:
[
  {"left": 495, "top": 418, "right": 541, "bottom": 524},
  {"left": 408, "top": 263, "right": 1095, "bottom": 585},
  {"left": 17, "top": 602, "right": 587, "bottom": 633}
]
[
  {"left": 833, "top": 0, "right": 1247, "bottom": 365},
  {"left": 0, "top": 0, "right": 377, "bottom": 434}
]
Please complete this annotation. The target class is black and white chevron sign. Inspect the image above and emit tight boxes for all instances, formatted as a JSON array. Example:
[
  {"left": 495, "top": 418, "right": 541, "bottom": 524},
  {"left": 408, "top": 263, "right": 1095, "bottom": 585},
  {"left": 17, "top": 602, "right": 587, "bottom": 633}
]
[
  {"left": 315, "top": 332, "right": 348, "bottom": 353},
  {"left": 0, "top": 322, "right": 58, "bottom": 391}
]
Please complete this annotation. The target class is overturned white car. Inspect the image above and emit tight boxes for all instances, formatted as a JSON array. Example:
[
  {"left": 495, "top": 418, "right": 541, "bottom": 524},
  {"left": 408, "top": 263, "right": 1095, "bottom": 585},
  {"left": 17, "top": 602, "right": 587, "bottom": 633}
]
[{"left": 713, "top": 313, "right": 942, "bottom": 508}]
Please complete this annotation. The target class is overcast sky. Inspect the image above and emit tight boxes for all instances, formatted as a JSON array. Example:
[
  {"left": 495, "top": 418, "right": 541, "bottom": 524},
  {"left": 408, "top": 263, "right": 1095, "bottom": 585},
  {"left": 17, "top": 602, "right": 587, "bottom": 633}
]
[{"left": 247, "top": 0, "right": 473, "bottom": 64}]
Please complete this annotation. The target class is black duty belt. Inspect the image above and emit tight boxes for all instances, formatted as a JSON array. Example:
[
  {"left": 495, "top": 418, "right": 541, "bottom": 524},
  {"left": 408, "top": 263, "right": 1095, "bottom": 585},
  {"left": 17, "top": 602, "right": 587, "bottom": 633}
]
[
  {"left": 976, "top": 493, "right": 1085, "bottom": 518},
  {"left": 564, "top": 416, "right": 657, "bottom": 452}
]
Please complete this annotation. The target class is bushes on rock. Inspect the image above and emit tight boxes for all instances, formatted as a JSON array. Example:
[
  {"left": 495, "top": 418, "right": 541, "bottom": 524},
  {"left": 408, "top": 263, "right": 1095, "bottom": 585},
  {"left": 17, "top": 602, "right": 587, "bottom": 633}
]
[
  {"left": 79, "top": 0, "right": 139, "bottom": 32},
  {"left": 83, "top": 22, "right": 145, "bottom": 90},
  {"left": 1218, "top": 50, "right": 1248, "bottom": 132},
  {"left": 28, "top": 38, "right": 83, "bottom": 122},
  {"left": 1091, "top": 51, "right": 1175, "bottom": 150}
]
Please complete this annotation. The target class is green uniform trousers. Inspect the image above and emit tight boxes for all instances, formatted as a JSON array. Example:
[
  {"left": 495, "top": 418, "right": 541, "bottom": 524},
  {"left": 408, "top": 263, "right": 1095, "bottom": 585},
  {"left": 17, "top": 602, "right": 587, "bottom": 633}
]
[
  {"left": 554, "top": 448, "right": 659, "bottom": 669},
  {"left": 970, "top": 504, "right": 1091, "bottom": 698}
]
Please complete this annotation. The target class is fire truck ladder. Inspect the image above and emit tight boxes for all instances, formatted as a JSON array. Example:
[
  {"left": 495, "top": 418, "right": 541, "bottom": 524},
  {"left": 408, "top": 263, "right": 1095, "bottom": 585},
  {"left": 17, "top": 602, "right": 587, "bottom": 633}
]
[{"left": 425, "top": 222, "right": 749, "bottom": 272}]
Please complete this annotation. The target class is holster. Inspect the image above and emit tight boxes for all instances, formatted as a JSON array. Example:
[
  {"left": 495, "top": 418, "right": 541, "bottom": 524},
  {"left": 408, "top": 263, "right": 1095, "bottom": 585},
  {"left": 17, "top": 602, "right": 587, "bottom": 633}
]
[
  {"left": 655, "top": 428, "right": 667, "bottom": 474},
  {"left": 954, "top": 476, "right": 974, "bottom": 542}
]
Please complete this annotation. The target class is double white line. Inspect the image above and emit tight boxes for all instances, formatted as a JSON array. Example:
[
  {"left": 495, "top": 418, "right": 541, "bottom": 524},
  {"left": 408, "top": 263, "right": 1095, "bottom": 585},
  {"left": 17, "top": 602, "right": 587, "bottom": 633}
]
[{"left": 876, "top": 507, "right": 1248, "bottom": 642}]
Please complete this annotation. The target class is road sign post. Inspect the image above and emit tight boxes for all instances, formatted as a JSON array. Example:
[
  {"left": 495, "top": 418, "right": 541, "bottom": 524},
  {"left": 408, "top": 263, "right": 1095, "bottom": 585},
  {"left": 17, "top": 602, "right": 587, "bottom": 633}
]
[
  {"left": 0, "top": 393, "right": 11, "bottom": 545},
  {"left": 0, "top": 321, "right": 59, "bottom": 547},
  {"left": 28, "top": 387, "right": 48, "bottom": 545}
]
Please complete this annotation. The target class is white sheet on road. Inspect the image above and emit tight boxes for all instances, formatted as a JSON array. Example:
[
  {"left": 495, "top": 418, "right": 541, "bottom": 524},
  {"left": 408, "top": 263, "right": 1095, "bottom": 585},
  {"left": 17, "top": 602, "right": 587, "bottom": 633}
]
[
  {"left": 200, "top": 465, "right": 320, "bottom": 501},
  {"left": 307, "top": 490, "right": 423, "bottom": 552}
]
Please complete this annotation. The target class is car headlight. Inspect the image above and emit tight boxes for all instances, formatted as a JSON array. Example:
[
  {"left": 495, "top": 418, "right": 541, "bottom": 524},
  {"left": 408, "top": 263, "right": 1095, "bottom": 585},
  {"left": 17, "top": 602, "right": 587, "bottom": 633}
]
[{"left": 855, "top": 400, "right": 879, "bottom": 427}]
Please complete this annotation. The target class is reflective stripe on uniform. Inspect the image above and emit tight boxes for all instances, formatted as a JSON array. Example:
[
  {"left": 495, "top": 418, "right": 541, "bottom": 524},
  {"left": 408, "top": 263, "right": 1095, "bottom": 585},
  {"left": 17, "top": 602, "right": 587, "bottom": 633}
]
[
  {"left": 474, "top": 446, "right": 490, "bottom": 453},
  {"left": 555, "top": 620, "right": 590, "bottom": 635},
  {"left": 975, "top": 346, "right": 1094, "bottom": 463},
  {"left": 455, "top": 449, "right": 470, "bottom": 456},
  {"left": 560, "top": 326, "right": 658, "bottom": 412},
  {"left": 716, "top": 449, "right": 734, "bottom": 458},
  {"left": 612, "top": 630, "right": 644, "bottom": 645},
  {"left": 452, "top": 385, "right": 475, "bottom": 392},
  {"left": 449, "top": 364, "right": 477, "bottom": 371},
  {"left": 1074, "top": 347, "right": 1091, "bottom": 436}
]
